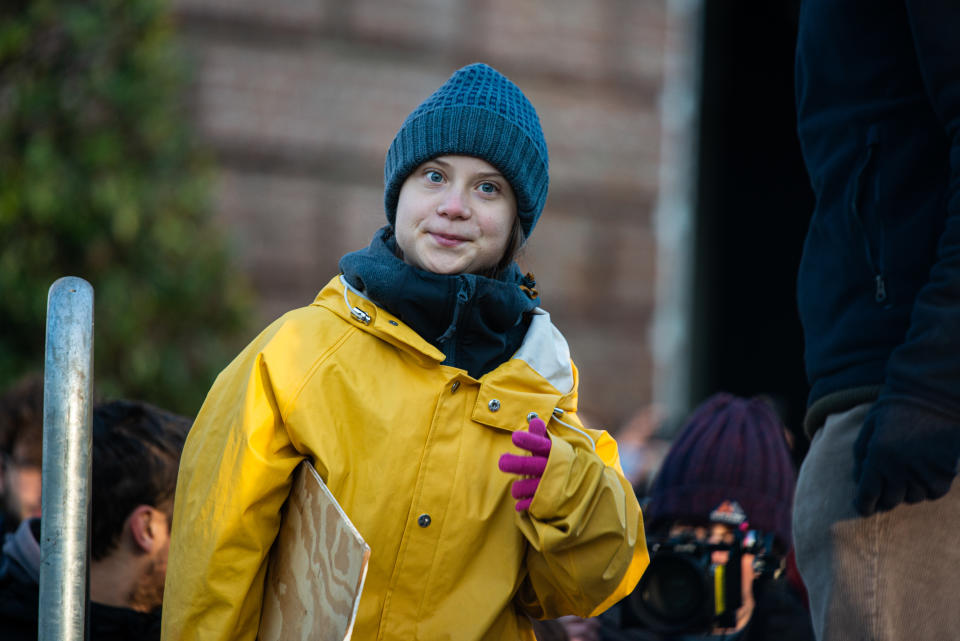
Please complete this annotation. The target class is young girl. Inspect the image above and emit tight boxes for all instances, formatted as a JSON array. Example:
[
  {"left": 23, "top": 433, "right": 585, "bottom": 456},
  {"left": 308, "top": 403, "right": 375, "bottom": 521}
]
[{"left": 161, "top": 63, "right": 648, "bottom": 641}]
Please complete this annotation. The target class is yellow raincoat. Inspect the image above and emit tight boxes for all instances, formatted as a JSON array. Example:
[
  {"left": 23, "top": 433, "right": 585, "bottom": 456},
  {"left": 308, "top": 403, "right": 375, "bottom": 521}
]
[{"left": 161, "top": 276, "right": 648, "bottom": 641}]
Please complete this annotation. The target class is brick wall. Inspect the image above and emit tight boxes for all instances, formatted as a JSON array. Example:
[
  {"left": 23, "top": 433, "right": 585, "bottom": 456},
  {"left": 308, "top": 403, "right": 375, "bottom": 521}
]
[{"left": 171, "top": 0, "right": 667, "bottom": 430}]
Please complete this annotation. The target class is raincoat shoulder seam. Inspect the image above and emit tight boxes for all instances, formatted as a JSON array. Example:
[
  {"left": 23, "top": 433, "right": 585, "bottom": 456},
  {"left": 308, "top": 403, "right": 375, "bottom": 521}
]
[{"left": 277, "top": 310, "right": 360, "bottom": 423}]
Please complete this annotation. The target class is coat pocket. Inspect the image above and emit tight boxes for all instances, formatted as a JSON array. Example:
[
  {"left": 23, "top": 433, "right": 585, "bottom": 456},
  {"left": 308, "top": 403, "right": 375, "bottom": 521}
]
[{"left": 849, "top": 125, "right": 887, "bottom": 304}]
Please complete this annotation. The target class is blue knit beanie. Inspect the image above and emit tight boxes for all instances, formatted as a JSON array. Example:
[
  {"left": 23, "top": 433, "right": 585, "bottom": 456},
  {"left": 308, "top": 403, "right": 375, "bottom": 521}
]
[
  {"left": 384, "top": 63, "right": 549, "bottom": 238},
  {"left": 643, "top": 393, "right": 797, "bottom": 550}
]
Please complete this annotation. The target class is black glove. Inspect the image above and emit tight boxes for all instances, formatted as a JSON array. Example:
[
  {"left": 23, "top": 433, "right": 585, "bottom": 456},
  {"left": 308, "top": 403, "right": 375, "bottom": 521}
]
[{"left": 853, "top": 400, "right": 960, "bottom": 516}]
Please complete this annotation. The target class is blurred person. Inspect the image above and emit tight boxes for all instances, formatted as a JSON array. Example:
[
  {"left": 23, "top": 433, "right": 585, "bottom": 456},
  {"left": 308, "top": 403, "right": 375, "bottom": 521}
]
[
  {"left": 0, "top": 399, "right": 191, "bottom": 640},
  {"left": 791, "top": 2, "right": 960, "bottom": 639},
  {"left": 162, "top": 62, "right": 648, "bottom": 641},
  {"left": 566, "top": 394, "right": 813, "bottom": 641},
  {"left": 0, "top": 375, "right": 43, "bottom": 537},
  {"left": 614, "top": 405, "right": 671, "bottom": 497}
]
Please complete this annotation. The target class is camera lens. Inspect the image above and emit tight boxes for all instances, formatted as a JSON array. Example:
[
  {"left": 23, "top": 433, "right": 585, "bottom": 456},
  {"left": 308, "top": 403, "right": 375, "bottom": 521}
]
[{"left": 628, "top": 551, "right": 712, "bottom": 633}]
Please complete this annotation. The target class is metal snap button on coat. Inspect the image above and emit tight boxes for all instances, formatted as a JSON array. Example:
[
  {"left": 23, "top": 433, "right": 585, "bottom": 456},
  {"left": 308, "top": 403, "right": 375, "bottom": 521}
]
[
  {"left": 418, "top": 514, "right": 431, "bottom": 528},
  {"left": 488, "top": 399, "right": 501, "bottom": 412}
]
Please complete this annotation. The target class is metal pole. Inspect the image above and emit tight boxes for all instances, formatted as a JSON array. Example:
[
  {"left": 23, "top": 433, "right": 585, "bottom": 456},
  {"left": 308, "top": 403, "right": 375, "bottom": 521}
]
[{"left": 39, "top": 276, "right": 94, "bottom": 641}]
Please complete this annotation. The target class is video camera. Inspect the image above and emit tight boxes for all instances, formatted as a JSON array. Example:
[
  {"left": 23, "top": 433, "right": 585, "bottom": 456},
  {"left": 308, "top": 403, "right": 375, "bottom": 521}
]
[{"left": 622, "top": 528, "right": 778, "bottom": 635}]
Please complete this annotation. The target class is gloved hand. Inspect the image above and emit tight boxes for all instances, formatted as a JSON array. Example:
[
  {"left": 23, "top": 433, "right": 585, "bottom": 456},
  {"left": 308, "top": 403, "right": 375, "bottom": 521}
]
[
  {"left": 498, "top": 416, "right": 552, "bottom": 511},
  {"left": 556, "top": 616, "right": 601, "bottom": 641},
  {"left": 854, "top": 400, "right": 960, "bottom": 516}
]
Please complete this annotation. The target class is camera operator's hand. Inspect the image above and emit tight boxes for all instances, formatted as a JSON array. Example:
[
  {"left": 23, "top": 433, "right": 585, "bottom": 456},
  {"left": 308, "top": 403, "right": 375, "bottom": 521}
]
[
  {"left": 556, "top": 615, "right": 601, "bottom": 641},
  {"left": 854, "top": 399, "right": 960, "bottom": 516},
  {"left": 499, "top": 417, "right": 551, "bottom": 511}
]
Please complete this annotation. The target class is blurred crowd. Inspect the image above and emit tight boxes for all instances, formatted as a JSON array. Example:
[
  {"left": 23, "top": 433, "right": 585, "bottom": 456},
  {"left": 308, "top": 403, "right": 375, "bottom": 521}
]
[{"left": 0, "top": 375, "right": 191, "bottom": 639}]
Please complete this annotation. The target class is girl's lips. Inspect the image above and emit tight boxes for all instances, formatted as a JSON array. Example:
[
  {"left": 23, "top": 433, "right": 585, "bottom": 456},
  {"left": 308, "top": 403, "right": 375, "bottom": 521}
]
[{"left": 429, "top": 232, "right": 467, "bottom": 247}]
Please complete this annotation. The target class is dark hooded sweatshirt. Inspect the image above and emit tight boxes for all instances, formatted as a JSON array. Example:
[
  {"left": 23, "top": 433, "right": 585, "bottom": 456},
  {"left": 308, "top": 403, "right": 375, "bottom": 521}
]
[{"left": 0, "top": 518, "right": 162, "bottom": 641}]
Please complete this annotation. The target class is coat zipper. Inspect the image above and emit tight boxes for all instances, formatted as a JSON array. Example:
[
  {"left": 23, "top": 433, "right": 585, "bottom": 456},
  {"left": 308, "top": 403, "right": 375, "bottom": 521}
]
[
  {"left": 436, "top": 276, "right": 473, "bottom": 363},
  {"left": 850, "top": 133, "right": 887, "bottom": 303}
]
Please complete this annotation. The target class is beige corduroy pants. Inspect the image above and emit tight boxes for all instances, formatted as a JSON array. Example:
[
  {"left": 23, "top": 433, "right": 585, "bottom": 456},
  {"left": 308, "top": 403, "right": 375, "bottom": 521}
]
[{"left": 793, "top": 402, "right": 960, "bottom": 641}]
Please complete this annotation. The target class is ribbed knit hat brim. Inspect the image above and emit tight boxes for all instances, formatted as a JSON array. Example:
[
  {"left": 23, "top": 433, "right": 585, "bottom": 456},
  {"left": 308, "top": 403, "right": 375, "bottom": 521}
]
[{"left": 383, "top": 64, "right": 549, "bottom": 238}]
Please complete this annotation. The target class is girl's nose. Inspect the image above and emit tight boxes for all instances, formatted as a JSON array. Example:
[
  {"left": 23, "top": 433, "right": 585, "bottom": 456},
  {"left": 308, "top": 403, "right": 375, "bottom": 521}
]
[{"left": 437, "top": 189, "right": 470, "bottom": 218}]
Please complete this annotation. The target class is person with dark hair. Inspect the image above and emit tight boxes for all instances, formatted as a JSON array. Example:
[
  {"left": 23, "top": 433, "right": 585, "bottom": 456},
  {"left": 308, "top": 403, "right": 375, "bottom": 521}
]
[
  {"left": 791, "top": 2, "right": 960, "bottom": 639},
  {"left": 554, "top": 394, "right": 814, "bottom": 641},
  {"left": 162, "top": 62, "right": 648, "bottom": 641},
  {"left": 0, "top": 399, "right": 191, "bottom": 640},
  {"left": 0, "top": 375, "right": 44, "bottom": 537}
]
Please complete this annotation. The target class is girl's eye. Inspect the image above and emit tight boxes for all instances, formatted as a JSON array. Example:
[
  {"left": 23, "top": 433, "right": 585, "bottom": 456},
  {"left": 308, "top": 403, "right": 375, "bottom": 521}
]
[
  {"left": 426, "top": 170, "right": 443, "bottom": 183},
  {"left": 478, "top": 182, "right": 499, "bottom": 194}
]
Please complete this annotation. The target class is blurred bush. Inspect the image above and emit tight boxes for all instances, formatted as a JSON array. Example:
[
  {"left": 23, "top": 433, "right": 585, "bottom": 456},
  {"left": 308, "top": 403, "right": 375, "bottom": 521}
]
[{"left": 0, "top": 0, "right": 253, "bottom": 415}]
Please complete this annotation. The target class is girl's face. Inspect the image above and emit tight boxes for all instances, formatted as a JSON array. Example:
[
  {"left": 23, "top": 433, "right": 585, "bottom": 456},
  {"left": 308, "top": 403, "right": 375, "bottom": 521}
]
[{"left": 394, "top": 155, "right": 517, "bottom": 275}]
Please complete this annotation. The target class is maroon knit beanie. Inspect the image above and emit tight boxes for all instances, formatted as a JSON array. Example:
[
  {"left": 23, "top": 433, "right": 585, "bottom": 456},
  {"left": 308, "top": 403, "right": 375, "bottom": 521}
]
[{"left": 643, "top": 393, "right": 796, "bottom": 549}]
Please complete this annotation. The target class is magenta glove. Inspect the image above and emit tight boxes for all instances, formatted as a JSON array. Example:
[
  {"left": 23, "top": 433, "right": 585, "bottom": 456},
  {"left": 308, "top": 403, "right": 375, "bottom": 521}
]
[{"left": 498, "top": 416, "right": 552, "bottom": 511}]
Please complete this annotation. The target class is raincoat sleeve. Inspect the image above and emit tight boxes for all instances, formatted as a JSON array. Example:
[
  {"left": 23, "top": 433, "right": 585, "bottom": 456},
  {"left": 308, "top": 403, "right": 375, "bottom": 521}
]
[
  {"left": 161, "top": 321, "right": 306, "bottom": 641},
  {"left": 513, "top": 409, "right": 649, "bottom": 620}
]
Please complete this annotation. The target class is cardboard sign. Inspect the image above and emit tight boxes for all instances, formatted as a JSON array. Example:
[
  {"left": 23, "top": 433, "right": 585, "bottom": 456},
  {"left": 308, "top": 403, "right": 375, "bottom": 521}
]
[{"left": 259, "top": 461, "right": 370, "bottom": 641}]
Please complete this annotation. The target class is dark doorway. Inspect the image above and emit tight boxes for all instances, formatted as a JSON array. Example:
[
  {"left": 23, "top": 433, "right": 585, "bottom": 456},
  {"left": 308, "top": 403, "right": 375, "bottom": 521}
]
[{"left": 691, "top": 1, "right": 814, "bottom": 462}]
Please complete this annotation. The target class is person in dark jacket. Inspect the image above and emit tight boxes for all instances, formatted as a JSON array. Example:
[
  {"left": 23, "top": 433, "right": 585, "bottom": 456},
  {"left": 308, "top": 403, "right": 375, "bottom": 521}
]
[
  {"left": 0, "top": 399, "right": 191, "bottom": 640},
  {"left": 542, "top": 394, "right": 814, "bottom": 641},
  {"left": 791, "top": 1, "right": 960, "bottom": 639}
]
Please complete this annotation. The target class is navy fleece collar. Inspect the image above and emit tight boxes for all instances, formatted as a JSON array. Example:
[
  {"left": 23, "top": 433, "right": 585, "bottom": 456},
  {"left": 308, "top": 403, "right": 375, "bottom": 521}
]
[{"left": 339, "top": 226, "right": 539, "bottom": 378}]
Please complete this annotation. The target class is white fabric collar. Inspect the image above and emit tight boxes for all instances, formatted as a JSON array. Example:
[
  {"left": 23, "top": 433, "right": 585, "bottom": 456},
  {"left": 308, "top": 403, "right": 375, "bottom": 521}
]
[{"left": 512, "top": 309, "right": 574, "bottom": 394}]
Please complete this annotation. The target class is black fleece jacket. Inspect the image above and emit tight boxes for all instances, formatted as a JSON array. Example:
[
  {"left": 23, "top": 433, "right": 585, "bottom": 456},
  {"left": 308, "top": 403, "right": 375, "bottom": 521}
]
[{"left": 795, "top": 0, "right": 960, "bottom": 433}]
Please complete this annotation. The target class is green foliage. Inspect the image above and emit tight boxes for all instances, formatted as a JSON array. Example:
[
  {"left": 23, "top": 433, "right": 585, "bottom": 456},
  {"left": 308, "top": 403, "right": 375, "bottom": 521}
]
[{"left": 0, "top": 0, "right": 253, "bottom": 415}]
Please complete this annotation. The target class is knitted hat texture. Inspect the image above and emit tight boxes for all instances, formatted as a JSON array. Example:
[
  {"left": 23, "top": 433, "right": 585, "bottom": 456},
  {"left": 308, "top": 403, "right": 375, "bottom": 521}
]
[
  {"left": 643, "top": 393, "right": 797, "bottom": 549},
  {"left": 384, "top": 63, "right": 549, "bottom": 238}
]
